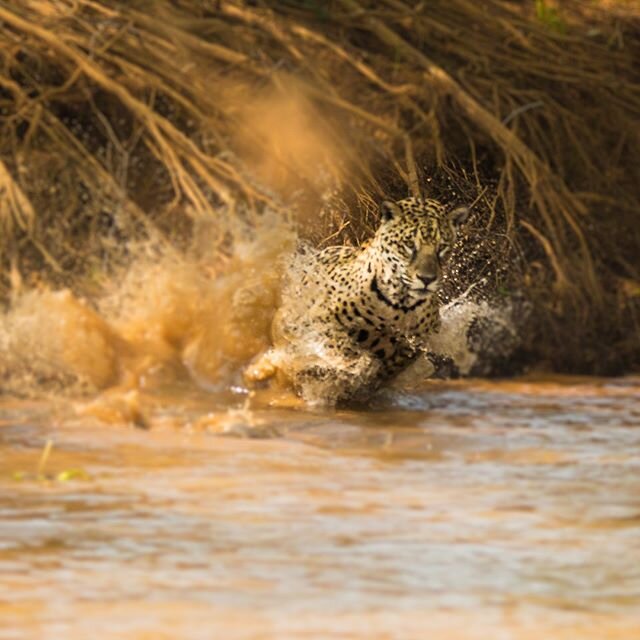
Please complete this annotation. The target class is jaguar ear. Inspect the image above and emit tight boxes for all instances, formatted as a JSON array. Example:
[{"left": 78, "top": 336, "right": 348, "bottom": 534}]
[
  {"left": 380, "top": 200, "right": 400, "bottom": 222},
  {"left": 449, "top": 206, "right": 469, "bottom": 227}
]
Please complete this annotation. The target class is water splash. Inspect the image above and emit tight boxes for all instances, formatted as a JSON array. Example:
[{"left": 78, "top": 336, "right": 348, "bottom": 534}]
[
  {"left": 430, "top": 297, "right": 520, "bottom": 376},
  {"left": 0, "top": 213, "right": 295, "bottom": 397}
]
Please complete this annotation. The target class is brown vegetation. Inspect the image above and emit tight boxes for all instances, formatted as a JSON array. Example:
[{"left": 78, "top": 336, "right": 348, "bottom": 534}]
[{"left": 0, "top": 0, "right": 639, "bottom": 374}]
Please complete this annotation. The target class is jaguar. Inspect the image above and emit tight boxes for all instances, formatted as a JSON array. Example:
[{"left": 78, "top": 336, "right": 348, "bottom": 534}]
[{"left": 245, "top": 196, "right": 469, "bottom": 404}]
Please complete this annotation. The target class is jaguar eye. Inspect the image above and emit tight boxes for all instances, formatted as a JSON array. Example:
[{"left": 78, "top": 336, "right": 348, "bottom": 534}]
[{"left": 410, "top": 244, "right": 418, "bottom": 261}]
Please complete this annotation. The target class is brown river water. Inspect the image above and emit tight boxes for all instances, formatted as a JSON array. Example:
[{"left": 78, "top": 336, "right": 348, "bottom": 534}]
[{"left": 1, "top": 376, "right": 639, "bottom": 640}]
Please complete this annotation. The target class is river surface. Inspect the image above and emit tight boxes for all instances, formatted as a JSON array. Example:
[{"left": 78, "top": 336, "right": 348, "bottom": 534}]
[{"left": 1, "top": 376, "right": 639, "bottom": 639}]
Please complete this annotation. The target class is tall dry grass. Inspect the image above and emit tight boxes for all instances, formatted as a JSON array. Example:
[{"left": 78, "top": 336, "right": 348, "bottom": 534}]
[{"left": 0, "top": 0, "right": 638, "bottom": 372}]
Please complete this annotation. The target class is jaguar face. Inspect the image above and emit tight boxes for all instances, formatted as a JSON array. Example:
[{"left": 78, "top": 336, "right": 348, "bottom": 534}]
[{"left": 372, "top": 198, "right": 468, "bottom": 305}]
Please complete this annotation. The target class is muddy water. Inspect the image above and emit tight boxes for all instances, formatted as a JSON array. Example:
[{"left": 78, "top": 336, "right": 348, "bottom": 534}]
[{"left": 1, "top": 377, "right": 639, "bottom": 640}]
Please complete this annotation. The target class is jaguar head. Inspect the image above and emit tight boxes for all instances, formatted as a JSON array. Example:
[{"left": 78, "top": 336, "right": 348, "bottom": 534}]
[{"left": 371, "top": 197, "right": 469, "bottom": 307}]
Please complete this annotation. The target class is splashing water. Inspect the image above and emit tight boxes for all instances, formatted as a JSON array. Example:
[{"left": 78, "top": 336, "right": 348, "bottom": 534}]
[
  {"left": 0, "top": 216, "right": 521, "bottom": 406},
  {"left": 0, "top": 213, "right": 296, "bottom": 398},
  {"left": 430, "top": 297, "right": 520, "bottom": 375}
]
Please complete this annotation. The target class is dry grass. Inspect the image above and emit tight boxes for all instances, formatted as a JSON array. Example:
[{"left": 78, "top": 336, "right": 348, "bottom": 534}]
[{"left": 0, "top": 0, "right": 639, "bottom": 373}]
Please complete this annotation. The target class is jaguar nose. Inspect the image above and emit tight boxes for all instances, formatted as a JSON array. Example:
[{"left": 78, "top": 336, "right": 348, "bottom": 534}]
[{"left": 417, "top": 274, "right": 438, "bottom": 289}]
